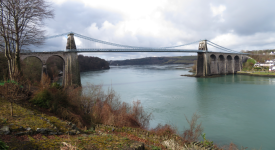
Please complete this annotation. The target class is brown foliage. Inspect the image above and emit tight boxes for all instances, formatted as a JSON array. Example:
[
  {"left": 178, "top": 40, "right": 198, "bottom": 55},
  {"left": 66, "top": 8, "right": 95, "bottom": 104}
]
[
  {"left": 150, "top": 123, "right": 178, "bottom": 137},
  {"left": 78, "top": 84, "right": 153, "bottom": 129},
  {"left": 182, "top": 113, "right": 203, "bottom": 142},
  {"left": 40, "top": 73, "right": 52, "bottom": 89}
]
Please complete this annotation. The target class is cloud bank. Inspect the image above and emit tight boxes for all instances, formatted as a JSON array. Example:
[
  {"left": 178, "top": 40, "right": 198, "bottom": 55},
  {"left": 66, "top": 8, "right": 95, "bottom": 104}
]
[{"left": 39, "top": 0, "right": 275, "bottom": 60}]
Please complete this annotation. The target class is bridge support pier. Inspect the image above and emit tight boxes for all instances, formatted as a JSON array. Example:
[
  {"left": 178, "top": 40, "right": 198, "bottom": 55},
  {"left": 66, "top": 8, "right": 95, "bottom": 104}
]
[
  {"left": 196, "top": 40, "right": 210, "bottom": 77},
  {"left": 196, "top": 52, "right": 210, "bottom": 76},
  {"left": 41, "top": 64, "right": 48, "bottom": 83},
  {"left": 64, "top": 52, "right": 81, "bottom": 87},
  {"left": 63, "top": 33, "right": 81, "bottom": 87}
]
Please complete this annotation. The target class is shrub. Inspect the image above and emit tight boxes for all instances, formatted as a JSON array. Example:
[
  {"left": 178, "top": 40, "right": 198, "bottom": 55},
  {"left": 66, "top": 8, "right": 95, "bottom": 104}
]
[
  {"left": 78, "top": 84, "right": 153, "bottom": 129},
  {"left": 30, "top": 89, "right": 52, "bottom": 108},
  {"left": 0, "top": 140, "right": 9, "bottom": 150},
  {"left": 150, "top": 123, "right": 178, "bottom": 136},
  {"left": 242, "top": 58, "right": 256, "bottom": 71},
  {"left": 182, "top": 113, "right": 203, "bottom": 142},
  {"left": 201, "top": 133, "right": 214, "bottom": 147},
  {"left": 51, "top": 82, "right": 62, "bottom": 89}
]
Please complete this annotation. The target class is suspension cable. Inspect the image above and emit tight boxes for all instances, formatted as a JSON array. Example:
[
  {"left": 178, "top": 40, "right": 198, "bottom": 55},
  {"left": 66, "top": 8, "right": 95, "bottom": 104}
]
[{"left": 207, "top": 40, "right": 238, "bottom": 53}]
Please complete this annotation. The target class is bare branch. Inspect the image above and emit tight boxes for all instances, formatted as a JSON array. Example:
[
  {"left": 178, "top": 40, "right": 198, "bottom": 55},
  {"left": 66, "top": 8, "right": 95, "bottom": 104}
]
[{"left": 0, "top": 0, "right": 54, "bottom": 80}]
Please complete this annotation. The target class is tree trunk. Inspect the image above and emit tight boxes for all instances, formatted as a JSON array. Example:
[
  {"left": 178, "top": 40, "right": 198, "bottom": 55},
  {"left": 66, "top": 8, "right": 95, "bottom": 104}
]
[{"left": 10, "top": 101, "right": 13, "bottom": 117}]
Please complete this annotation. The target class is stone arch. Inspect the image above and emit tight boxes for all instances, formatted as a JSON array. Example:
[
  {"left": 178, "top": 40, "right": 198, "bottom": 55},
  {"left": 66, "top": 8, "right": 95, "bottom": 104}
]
[
  {"left": 21, "top": 55, "right": 43, "bottom": 64},
  {"left": 218, "top": 55, "right": 225, "bottom": 74},
  {"left": 21, "top": 56, "right": 43, "bottom": 82},
  {"left": 226, "top": 55, "right": 233, "bottom": 74},
  {"left": 210, "top": 54, "right": 218, "bottom": 74},
  {"left": 46, "top": 55, "right": 66, "bottom": 85},
  {"left": 234, "top": 56, "right": 240, "bottom": 72}
]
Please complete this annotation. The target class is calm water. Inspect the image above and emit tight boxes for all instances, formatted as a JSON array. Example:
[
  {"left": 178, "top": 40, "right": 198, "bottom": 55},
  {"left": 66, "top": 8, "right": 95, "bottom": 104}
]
[{"left": 81, "top": 65, "right": 275, "bottom": 149}]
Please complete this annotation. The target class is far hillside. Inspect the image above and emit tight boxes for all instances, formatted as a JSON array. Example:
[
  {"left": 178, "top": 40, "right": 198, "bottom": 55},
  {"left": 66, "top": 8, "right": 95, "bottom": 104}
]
[
  {"left": 110, "top": 56, "right": 197, "bottom": 66},
  {"left": 245, "top": 49, "right": 275, "bottom": 63}
]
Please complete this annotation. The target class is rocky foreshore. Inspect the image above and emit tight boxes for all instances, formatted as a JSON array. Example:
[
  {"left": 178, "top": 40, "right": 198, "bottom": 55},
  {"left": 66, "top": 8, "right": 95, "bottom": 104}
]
[{"left": 0, "top": 116, "right": 81, "bottom": 136}]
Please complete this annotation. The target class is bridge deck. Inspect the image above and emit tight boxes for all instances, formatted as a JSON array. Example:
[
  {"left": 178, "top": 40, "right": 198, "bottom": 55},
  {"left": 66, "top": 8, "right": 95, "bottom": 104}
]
[{"left": 21, "top": 48, "right": 247, "bottom": 55}]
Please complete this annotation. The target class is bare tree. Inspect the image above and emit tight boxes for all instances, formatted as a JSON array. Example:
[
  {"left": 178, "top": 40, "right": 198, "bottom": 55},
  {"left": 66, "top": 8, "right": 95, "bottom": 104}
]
[{"left": 0, "top": 0, "right": 54, "bottom": 81}]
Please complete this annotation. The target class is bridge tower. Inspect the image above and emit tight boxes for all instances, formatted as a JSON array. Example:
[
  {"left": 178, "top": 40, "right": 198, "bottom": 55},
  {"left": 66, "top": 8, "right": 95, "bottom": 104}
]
[
  {"left": 196, "top": 40, "right": 210, "bottom": 76},
  {"left": 64, "top": 33, "right": 81, "bottom": 87}
]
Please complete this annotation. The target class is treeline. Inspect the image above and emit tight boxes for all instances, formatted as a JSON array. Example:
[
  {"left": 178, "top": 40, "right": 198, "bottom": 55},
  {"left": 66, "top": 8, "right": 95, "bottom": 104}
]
[
  {"left": 0, "top": 53, "right": 110, "bottom": 82},
  {"left": 111, "top": 56, "right": 197, "bottom": 66},
  {"left": 78, "top": 55, "right": 110, "bottom": 72}
]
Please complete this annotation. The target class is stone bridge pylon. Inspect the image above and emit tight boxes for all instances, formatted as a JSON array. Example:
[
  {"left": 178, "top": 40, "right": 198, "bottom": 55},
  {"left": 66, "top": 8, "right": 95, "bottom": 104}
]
[
  {"left": 20, "top": 33, "right": 81, "bottom": 87},
  {"left": 196, "top": 40, "right": 247, "bottom": 77}
]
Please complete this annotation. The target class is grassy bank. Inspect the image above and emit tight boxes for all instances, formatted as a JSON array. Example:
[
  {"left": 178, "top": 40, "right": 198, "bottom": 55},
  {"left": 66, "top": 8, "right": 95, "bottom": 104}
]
[
  {"left": 0, "top": 93, "right": 218, "bottom": 150},
  {"left": 237, "top": 71, "right": 275, "bottom": 77}
]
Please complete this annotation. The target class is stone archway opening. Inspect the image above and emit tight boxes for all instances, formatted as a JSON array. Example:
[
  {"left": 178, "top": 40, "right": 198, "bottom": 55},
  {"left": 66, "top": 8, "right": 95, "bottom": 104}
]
[
  {"left": 218, "top": 55, "right": 225, "bottom": 74},
  {"left": 22, "top": 56, "right": 43, "bottom": 83},
  {"left": 210, "top": 54, "right": 216, "bottom": 61},
  {"left": 227, "top": 55, "right": 233, "bottom": 74},
  {"left": 46, "top": 55, "right": 65, "bottom": 84},
  {"left": 234, "top": 56, "right": 240, "bottom": 72}
]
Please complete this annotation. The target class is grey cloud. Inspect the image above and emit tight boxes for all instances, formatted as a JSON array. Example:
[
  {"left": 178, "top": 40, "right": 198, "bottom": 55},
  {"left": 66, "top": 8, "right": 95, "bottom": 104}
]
[
  {"left": 44, "top": 0, "right": 123, "bottom": 35},
  {"left": 220, "top": 0, "right": 275, "bottom": 36}
]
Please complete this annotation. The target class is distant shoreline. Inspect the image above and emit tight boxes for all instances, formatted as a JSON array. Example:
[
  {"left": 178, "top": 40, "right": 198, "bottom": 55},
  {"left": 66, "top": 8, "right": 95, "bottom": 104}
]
[
  {"left": 181, "top": 72, "right": 275, "bottom": 78},
  {"left": 237, "top": 72, "right": 275, "bottom": 77}
]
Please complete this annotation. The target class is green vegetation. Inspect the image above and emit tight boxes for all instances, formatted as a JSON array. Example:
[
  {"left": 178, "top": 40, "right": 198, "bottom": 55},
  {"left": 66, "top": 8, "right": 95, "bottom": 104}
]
[
  {"left": 201, "top": 133, "right": 213, "bottom": 147},
  {"left": 111, "top": 56, "right": 197, "bottom": 66},
  {"left": 251, "top": 72, "right": 275, "bottom": 75},
  {"left": 0, "top": 139, "right": 9, "bottom": 150},
  {"left": 242, "top": 58, "right": 257, "bottom": 71},
  {"left": 29, "top": 89, "right": 52, "bottom": 108}
]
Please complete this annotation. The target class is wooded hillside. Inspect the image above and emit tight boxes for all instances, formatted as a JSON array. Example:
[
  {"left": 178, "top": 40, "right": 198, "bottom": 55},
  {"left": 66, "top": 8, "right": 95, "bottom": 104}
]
[{"left": 110, "top": 56, "right": 197, "bottom": 66}]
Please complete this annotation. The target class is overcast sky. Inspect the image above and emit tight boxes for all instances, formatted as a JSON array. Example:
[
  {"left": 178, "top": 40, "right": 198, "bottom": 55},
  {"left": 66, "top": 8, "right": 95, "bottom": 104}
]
[{"left": 40, "top": 0, "right": 275, "bottom": 60}]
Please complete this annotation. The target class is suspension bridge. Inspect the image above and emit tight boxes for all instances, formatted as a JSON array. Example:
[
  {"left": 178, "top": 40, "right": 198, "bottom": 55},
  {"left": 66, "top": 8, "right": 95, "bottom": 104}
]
[{"left": 20, "top": 32, "right": 248, "bottom": 86}]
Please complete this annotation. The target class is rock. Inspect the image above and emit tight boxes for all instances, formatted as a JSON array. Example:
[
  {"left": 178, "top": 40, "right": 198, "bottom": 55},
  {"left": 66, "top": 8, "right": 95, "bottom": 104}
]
[
  {"left": 66, "top": 130, "right": 77, "bottom": 135},
  {"left": 129, "top": 141, "right": 145, "bottom": 150},
  {"left": 36, "top": 128, "right": 49, "bottom": 134},
  {"left": 0, "top": 126, "right": 10, "bottom": 135},
  {"left": 26, "top": 127, "right": 32, "bottom": 131},
  {"left": 71, "top": 124, "right": 76, "bottom": 129},
  {"left": 15, "top": 132, "right": 26, "bottom": 136},
  {"left": 79, "top": 134, "right": 89, "bottom": 137},
  {"left": 48, "top": 132, "right": 58, "bottom": 135},
  {"left": 18, "top": 126, "right": 25, "bottom": 131},
  {"left": 161, "top": 139, "right": 183, "bottom": 150}
]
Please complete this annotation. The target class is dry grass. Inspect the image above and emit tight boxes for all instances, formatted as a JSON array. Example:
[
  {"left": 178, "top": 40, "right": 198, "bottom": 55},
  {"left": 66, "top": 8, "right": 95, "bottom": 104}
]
[
  {"left": 150, "top": 123, "right": 178, "bottom": 137},
  {"left": 79, "top": 84, "right": 153, "bottom": 129},
  {"left": 182, "top": 113, "right": 203, "bottom": 142}
]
